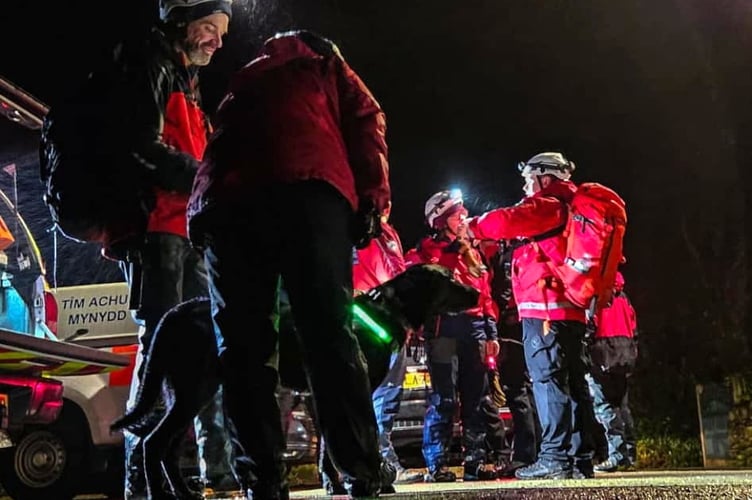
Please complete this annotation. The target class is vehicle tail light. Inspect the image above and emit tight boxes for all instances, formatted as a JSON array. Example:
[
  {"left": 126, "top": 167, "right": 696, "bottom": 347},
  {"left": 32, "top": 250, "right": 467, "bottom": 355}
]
[
  {"left": 43, "top": 291, "right": 58, "bottom": 336},
  {"left": 0, "top": 375, "right": 63, "bottom": 424}
]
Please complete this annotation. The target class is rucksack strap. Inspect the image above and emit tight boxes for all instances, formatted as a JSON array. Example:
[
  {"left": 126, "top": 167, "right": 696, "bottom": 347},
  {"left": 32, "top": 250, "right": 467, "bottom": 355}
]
[{"left": 508, "top": 223, "right": 566, "bottom": 251}]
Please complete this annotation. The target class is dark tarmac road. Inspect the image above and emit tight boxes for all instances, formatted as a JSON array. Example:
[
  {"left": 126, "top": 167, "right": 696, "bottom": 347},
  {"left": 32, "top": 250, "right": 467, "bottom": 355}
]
[
  {"left": 288, "top": 469, "right": 752, "bottom": 500},
  {"left": 3, "top": 468, "right": 752, "bottom": 499}
]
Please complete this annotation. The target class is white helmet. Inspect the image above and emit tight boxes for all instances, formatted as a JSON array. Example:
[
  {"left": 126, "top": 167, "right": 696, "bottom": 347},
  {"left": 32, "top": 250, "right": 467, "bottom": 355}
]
[
  {"left": 518, "top": 152, "right": 575, "bottom": 181},
  {"left": 160, "top": 0, "right": 232, "bottom": 24},
  {"left": 424, "top": 189, "right": 463, "bottom": 229}
]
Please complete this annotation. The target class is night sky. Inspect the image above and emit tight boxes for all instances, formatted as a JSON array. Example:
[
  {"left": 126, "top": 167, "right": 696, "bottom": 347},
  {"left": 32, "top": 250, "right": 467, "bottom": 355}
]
[{"left": 2, "top": 1, "right": 751, "bottom": 400}]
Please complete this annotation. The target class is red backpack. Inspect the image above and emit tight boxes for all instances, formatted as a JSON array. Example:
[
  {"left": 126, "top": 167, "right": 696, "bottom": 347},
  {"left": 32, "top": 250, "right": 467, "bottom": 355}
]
[{"left": 548, "top": 182, "right": 627, "bottom": 313}]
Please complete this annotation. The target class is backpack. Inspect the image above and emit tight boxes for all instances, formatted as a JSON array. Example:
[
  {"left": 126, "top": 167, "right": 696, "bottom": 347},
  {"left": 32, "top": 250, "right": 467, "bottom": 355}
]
[
  {"left": 547, "top": 182, "right": 627, "bottom": 313},
  {"left": 39, "top": 41, "right": 147, "bottom": 246}
]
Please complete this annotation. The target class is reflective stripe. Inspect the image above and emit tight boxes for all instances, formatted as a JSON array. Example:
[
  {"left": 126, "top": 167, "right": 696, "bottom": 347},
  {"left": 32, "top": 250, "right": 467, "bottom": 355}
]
[
  {"left": 45, "top": 361, "right": 90, "bottom": 376},
  {"left": 517, "top": 301, "right": 578, "bottom": 311}
]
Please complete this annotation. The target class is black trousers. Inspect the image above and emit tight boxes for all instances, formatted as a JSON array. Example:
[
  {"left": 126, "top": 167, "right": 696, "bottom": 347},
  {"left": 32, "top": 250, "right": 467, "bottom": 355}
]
[
  {"left": 498, "top": 336, "right": 540, "bottom": 465},
  {"left": 203, "top": 181, "right": 381, "bottom": 497}
]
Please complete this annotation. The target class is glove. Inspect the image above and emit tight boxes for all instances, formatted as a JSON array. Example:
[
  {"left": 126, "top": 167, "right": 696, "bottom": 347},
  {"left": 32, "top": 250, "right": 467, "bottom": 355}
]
[{"left": 351, "top": 201, "right": 383, "bottom": 249}]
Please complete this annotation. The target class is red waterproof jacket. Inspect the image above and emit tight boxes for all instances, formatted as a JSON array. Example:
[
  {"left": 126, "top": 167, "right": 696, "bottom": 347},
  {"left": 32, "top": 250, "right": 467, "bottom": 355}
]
[
  {"left": 404, "top": 235, "right": 497, "bottom": 321},
  {"left": 594, "top": 291, "right": 637, "bottom": 339},
  {"left": 188, "top": 35, "right": 390, "bottom": 233},
  {"left": 467, "top": 180, "right": 586, "bottom": 322},
  {"left": 149, "top": 88, "right": 209, "bottom": 237},
  {"left": 353, "top": 221, "right": 405, "bottom": 293}
]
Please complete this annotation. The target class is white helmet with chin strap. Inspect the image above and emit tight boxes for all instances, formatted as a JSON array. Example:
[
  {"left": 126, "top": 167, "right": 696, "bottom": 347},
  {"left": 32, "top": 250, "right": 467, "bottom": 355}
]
[
  {"left": 518, "top": 152, "right": 575, "bottom": 180},
  {"left": 424, "top": 189, "right": 463, "bottom": 229},
  {"left": 518, "top": 152, "right": 575, "bottom": 196}
]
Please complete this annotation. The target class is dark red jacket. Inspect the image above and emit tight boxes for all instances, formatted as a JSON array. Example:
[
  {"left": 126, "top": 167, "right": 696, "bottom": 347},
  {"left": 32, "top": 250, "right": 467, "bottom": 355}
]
[
  {"left": 467, "top": 180, "right": 586, "bottom": 322},
  {"left": 188, "top": 35, "right": 390, "bottom": 233},
  {"left": 352, "top": 221, "right": 405, "bottom": 293}
]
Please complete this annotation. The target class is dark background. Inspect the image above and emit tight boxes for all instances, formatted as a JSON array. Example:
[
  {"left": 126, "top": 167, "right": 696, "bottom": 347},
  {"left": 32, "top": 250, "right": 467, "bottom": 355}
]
[{"left": 1, "top": 0, "right": 751, "bottom": 438}]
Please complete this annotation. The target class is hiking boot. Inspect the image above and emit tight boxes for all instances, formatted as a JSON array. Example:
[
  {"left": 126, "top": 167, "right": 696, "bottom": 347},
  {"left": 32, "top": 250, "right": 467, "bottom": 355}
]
[
  {"left": 463, "top": 463, "right": 499, "bottom": 481},
  {"left": 571, "top": 459, "right": 594, "bottom": 479},
  {"left": 424, "top": 466, "right": 457, "bottom": 483},
  {"left": 393, "top": 465, "right": 424, "bottom": 484},
  {"left": 594, "top": 456, "right": 627, "bottom": 473},
  {"left": 514, "top": 459, "right": 572, "bottom": 480},
  {"left": 345, "top": 459, "right": 397, "bottom": 497},
  {"left": 498, "top": 460, "right": 532, "bottom": 478}
]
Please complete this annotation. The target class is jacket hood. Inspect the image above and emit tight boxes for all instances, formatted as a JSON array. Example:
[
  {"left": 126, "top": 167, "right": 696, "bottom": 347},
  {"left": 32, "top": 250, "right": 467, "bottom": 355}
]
[
  {"left": 230, "top": 35, "right": 326, "bottom": 93},
  {"left": 534, "top": 178, "right": 578, "bottom": 203}
]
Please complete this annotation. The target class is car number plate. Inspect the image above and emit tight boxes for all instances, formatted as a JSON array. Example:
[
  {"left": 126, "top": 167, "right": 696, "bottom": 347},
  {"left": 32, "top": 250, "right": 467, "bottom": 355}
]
[{"left": 403, "top": 371, "right": 431, "bottom": 389}]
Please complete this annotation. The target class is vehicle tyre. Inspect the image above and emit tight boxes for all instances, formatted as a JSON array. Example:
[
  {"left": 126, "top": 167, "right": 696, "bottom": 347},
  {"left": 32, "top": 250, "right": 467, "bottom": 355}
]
[{"left": 0, "top": 401, "right": 91, "bottom": 500}]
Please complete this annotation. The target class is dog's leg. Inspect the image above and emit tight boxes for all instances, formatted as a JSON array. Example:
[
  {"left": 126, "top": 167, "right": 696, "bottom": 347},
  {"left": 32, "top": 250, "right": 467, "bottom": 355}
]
[{"left": 144, "top": 403, "right": 203, "bottom": 500}]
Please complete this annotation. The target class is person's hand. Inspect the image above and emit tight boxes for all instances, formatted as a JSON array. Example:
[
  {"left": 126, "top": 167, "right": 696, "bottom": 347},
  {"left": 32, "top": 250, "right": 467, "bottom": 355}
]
[
  {"left": 486, "top": 339, "right": 500, "bottom": 358},
  {"left": 351, "top": 201, "right": 383, "bottom": 249}
]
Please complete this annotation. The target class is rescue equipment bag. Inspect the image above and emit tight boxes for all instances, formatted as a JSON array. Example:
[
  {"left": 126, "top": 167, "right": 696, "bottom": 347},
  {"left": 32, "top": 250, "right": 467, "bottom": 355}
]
[{"left": 548, "top": 182, "right": 627, "bottom": 313}]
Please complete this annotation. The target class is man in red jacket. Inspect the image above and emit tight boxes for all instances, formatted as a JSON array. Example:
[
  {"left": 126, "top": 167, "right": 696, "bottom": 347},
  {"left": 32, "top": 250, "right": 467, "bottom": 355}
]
[
  {"left": 406, "top": 189, "right": 501, "bottom": 483},
  {"left": 188, "top": 31, "right": 392, "bottom": 499},
  {"left": 73, "top": 1, "right": 236, "bottom": 497},
  {"left": 587, "top": 271, "right": 639, "bottom": 472},
  {"left": 467, "top": 152, "right": 598, "bottom": 480}
]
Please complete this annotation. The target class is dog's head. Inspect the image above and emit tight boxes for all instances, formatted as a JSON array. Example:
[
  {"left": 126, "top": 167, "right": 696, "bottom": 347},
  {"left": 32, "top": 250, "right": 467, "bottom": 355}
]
[
  {"left": 360, "top": 263, "right": 480, "bottom": 332},
  {"left": 279, "top": 265, "right": 479, "bottom": 392},
  {"left": 347, "top": 264, "right": 479, "bottom": 389}
]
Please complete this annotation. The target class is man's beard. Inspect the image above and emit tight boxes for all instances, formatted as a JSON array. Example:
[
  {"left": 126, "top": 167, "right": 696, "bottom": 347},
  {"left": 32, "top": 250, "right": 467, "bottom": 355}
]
[{"left": 183, "top": 40, "right": 212, "bottom": 66}]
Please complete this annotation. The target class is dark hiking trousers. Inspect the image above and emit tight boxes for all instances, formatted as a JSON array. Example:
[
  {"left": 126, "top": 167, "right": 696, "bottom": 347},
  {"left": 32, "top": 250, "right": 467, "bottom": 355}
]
[
  {"left": 203, "top": 181, "right": 382, "bottom": 498},
  {"left": 499, "top": 336, "right": 540, "bottom": 465},
  {"left": 123, "top": 233, "right": 235, "bottom": 498},
  {"left": 521, "top": 318, "right": 596, "bottom": 467}
]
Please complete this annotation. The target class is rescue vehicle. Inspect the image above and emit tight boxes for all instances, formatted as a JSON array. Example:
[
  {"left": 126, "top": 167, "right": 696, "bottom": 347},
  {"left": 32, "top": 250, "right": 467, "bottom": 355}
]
[{"left": 0, "top": 74, "right": 317, "bottom": 499}]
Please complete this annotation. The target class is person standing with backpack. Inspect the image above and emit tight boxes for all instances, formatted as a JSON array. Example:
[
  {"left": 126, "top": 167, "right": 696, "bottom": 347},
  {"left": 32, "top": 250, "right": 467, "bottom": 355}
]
[
  {"left": 466, "top": 152, "right": 599, "bottom": 480},
  {"left": 76, "top": 1, "right": 235, "bottom": 498},
  {"left": 39, "top": 3, "right": 237, "bottom": 496},
  {"left": 587, "top": 271, "right": 639, "bottom": 472}
]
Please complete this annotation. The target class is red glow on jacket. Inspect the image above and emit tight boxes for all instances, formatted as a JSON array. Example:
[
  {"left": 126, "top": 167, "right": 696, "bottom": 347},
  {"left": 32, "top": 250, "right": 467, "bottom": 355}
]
[
  {"left": 467, "top": 181, "right": 585, "bottom": 322},
  {"left": 353, "top": 222, "right": 406, "bottom": 292},
  {"left": 148, "top": 92, "right": 208, "bottom": 237},
  {"left": 404, "top": 236, "right": 497, "bottom": 320},
  {"left": 595, "top": 292, "right": 637, "bottom": 339}
]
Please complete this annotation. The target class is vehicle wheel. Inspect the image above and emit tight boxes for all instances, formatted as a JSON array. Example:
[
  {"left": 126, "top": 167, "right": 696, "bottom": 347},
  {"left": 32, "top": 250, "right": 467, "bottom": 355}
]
[{"left": 0, "top": 401, "right": 91, "bottom": 500}]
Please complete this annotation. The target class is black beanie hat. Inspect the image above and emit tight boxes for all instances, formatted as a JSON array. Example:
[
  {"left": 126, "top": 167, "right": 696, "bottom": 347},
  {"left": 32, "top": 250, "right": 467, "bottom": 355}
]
[{"left": 160, "top": 0, "right": 232, "bottom": 25}]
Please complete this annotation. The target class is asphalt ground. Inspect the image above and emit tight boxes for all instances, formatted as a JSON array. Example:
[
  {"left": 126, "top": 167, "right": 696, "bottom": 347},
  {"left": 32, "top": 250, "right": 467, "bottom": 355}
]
[
  {"left": 289, "top": 468, "right": 752, "bottom": 500},
  {"left": 3, "top": 468, "right": 752, "bottom": 499}
]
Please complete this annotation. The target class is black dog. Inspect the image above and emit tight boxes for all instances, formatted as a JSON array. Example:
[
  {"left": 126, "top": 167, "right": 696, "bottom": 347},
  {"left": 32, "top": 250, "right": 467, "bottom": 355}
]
[{"left": 110, "top": 264, "right": 478, "bottom": 499}]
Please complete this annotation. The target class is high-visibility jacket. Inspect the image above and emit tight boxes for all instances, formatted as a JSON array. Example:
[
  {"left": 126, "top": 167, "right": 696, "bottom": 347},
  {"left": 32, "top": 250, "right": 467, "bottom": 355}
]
[{"left": 467, "top": 180, "right": 586, "bottom": 322}]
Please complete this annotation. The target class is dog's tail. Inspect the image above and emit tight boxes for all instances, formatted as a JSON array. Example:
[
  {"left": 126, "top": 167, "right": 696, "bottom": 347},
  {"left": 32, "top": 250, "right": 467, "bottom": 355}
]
[
  {"left": 110, "top": 329, "right": 170, "bottom": 437},
  {"left": 110, "top": 353, "right": 166, "bottom": 436}
]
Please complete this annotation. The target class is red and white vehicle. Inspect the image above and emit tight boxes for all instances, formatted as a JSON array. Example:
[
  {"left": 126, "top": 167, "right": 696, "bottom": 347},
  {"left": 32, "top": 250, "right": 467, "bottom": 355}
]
[{"left": 0, "top": 76, "right": 317, "bottom": 500}]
